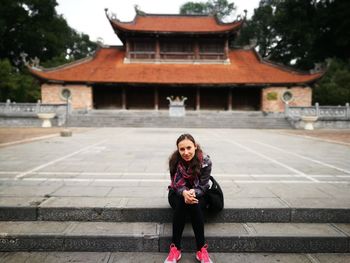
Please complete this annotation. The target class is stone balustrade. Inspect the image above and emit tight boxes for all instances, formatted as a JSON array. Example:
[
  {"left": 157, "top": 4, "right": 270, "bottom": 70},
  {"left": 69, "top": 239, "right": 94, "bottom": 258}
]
[
  {"left": 285, "top": 103, "right": 350, "bottom": 120},
  {"left": 0, "top": 100, "right": 70, "bottom": 127},
  {"left": 285, "top": 103, "right": 350, "bottom": 129},
  {"left": 0, "top": 100, "right": 68, "bottom": 115}
]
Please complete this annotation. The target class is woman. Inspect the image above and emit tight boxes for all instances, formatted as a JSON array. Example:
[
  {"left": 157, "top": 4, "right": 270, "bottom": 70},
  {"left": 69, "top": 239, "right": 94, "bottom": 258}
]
[{"left": 164, "top": 133, "right": 213, "bottom": 263}]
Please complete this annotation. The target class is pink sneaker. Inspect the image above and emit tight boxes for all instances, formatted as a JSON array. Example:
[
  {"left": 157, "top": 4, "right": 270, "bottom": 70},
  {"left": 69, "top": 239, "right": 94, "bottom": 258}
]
[
  {"left": 164, "top": 243, "right": 181, "bottom": 263},
  {"left": 196, "top": 244, "right": 213, "bottom": 263}
]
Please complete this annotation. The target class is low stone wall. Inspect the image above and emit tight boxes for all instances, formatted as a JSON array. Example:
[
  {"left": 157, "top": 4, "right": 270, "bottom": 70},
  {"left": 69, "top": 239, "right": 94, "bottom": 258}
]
[
  {"left": 286, "top": 103, "right": 350, "bottom": 129},
  {"left": 0, "top": 101, "right": 69, "bottom": 127}
]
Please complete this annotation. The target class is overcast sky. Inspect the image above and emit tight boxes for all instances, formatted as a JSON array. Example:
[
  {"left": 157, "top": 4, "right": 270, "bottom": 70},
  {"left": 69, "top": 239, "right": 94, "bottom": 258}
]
[{"left": 56, "top": 0, "right": 261, "bottom": 45}]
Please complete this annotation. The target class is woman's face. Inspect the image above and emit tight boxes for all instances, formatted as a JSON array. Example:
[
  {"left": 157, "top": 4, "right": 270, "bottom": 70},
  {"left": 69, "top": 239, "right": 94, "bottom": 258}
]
[{"left": 178, "top": 139, "right": 197, "bottom": 162}]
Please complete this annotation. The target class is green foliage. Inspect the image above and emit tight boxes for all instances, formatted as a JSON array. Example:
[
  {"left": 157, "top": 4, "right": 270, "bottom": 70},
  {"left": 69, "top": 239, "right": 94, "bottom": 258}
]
[
  {"left": 313, "top": 59, "right": 350, "bottom": 105},
  {"left": 237, "top": 0, "right": 350, "bottom": 104},
  {"left": 239, "top": 0, "right": 350, "bottom": 70},
  {"left": 0, "top": 59, "right": 40, "bottom": 102},
  {"left": 0, "top": 0, "right": 97, "bottom": 101},
  {"left": 0, "top": 59, "right": 17, "bottom": 101},
  {"left": 180, "top": 0, "right": 236, "bottom": 21}
]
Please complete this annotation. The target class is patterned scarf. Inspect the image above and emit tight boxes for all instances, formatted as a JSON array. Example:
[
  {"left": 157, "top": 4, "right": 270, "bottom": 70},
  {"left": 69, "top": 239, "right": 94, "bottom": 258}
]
[{"left": 171, "top": 153, "right": 203, "bottom": 191}]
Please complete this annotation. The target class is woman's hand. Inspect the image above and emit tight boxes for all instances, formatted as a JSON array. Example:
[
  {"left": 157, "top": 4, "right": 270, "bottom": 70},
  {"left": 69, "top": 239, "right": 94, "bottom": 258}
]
[{"left": 182, "top": 189, "right": 198, "bottom": 204}]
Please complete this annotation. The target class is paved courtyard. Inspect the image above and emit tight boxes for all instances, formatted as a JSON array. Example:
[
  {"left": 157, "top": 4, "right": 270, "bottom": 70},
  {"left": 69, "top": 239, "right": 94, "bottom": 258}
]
[
  {"left": 0, "top": 128, "right": 349, "bottom": 208},
  {"left": 0, "top": 128, "right": 350, "bottom": 262}
]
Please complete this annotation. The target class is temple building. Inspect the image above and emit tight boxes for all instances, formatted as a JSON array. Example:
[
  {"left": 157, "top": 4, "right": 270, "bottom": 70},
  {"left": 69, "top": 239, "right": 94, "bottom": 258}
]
[{"left": 29, "top": 10, "right": 323, "bottom": 112}]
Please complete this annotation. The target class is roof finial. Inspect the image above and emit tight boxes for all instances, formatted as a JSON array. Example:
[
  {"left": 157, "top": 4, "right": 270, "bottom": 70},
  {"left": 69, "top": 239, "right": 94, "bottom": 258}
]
[
  {"left": 134, "top": 5, "right": 145, "bottom": 15},
  {"left": 104, "top": 8, "right": 109, "bottom": 18}
]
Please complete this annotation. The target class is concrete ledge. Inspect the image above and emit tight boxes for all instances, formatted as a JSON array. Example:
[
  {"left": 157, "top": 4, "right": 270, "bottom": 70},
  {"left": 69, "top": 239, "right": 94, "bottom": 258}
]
[
  {"left": 38, "top": 207, "right": 173, "bottom": 222},
  {"left": 0, "top": 221, "right": 349, "bottom": 252},
  {"left": 63, "top": 236, "right": 159, "bottom": 252},
  {"left": 159, "top": 236, "right": 349, "bottom": 253},
  {"left": 291, "top": 208, "right": 350, "bottom": 223},
  {"left": 1, "top": 207, "right": 350, "bottom": 223},
  {"left": 0, "top": 207, "right": 37, "bottom": 221}
]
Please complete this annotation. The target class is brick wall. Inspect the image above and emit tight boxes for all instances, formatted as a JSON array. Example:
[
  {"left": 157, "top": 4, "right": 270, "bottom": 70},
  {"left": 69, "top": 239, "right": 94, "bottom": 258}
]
[
  {"left": 41, "top": 84, "right": 92, "bottom": 110},
  {"left": 261, "top": 86, "right": 312, "bottom": 112}
]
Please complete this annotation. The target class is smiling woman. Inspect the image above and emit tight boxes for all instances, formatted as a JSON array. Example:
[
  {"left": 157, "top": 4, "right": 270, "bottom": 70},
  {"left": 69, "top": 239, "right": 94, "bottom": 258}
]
[{"left": 165, "top": 133, "right": 214, "bottom": 263}]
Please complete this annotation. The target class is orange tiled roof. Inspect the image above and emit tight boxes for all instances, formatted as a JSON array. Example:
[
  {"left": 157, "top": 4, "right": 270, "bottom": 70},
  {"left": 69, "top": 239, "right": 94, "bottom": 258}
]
[
  {"left": 109, "top": 14, "right": 242, "bottom": 33},
  {"left": 29, "top": 47, "right": 323, "bottom": 85}
]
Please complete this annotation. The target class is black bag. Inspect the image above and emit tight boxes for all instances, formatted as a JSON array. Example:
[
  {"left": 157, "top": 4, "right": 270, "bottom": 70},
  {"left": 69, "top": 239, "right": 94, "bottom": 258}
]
[{"left": 206, "top": 176, "right": 224, "bottom": 212}]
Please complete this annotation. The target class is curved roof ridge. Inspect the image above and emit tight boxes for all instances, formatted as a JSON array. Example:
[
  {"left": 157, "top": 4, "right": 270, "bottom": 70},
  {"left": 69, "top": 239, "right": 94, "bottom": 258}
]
[
  {"left": 106, "top": 9, "right": 243, "bottom": 34},
  {"left": 29, "top": 47, "right": 121, "bottom": 73},
  {"left": 250, "top": 49, "right": 325, "bottom": 77},
  {"left": 29, "top": 55, "right": 94, "bottom": 73}
]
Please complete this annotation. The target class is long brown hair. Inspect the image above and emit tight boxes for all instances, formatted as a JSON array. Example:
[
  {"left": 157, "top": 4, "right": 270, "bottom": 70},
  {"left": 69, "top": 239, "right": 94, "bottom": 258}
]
[{"left": 169, "top": 133, "right": 203, "bottom": 177}]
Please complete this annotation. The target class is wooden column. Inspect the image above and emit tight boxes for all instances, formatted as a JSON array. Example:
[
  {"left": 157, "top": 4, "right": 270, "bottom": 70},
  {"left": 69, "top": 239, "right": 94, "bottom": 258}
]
[
  {"left": 224, "top": 38, "right": 229, "bottom": 60},
  {"left": 122, "top": 87, "right": 126, "bottom": 110},
  {"left": 155, "top": 37, "right": 160, "bottom": 61},
  {"left": 154, "top": 87, "right": 159, "bottom": 110},
  {"left": 126, "top": 40, "right": 130, "bottom": 60},
  {"left": 228, "top": 87, "right": 232, "bottom": 111},
  {"left": 196, "top": 87, "right": 200, "bottom": 111},
  {"left": 194, "top": 40, "right": 200, "bottom": 60}
]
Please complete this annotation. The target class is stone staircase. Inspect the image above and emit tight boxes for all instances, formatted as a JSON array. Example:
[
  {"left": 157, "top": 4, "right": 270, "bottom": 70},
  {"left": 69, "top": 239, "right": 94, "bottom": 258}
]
[
  {"left": 1, "top": 204, "right": 349, "bottom": 252},
  {"left": 67, "top": 110, "right": 292, "bottom": 129}
]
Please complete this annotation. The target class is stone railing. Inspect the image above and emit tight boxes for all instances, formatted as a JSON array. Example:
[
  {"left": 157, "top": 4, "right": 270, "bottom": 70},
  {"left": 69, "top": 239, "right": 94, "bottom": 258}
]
[
  {"left": 285, "top": 103, "right": 350, "bottom": 120},
  {"left": 0, "top": 100, "right": 71, "bottom": 126},
  {"left": 285, "top": 103, "right": 350, "bottom": 129},
  {"left": 0, "top": 100, "right": 69, "bottom": 115}
]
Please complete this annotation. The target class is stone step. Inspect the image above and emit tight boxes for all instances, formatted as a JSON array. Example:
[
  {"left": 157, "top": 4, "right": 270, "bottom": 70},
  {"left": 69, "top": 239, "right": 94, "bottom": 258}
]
[
  {"left": 67, "top": 116, "right": 292, "bottom": 128},
  {"left": 0, "top": 221, "right": 349, "bottom": 252},
  {"left": 67, "top": 110, "right": 292, "bottom": 128},
  {"left": 1, "top": 251, "right": 350, "bottom": 263},
  {"left": 1, "top": 206, "right": 349, "bottom": 223}
]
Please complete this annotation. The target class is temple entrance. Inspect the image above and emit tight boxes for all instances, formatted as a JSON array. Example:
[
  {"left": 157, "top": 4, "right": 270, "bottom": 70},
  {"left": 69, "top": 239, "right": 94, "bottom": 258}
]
[
  {"left": 232, "top": 87, "right": 261, "bottom": 111},
  {"left": 126, "top": 88, "right": 154, "bottom": 109},
  {"left": 93, "top": 86, "right": 122, "bottom": 109},
  {"left": 200, "top": 88, "right": 228, "bottom": 110},
  {"left": 92, "top": 85, "right": 262, "bottom": 111}
]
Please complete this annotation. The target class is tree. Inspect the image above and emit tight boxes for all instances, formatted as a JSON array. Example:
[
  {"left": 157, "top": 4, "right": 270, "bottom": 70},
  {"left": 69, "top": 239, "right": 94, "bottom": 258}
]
[
  {"left": 180, "top": 0, "right": 236, "bottom": 21},
  {"left": 313, "top": 59, "right": 350, "bottom": 105},
  {"left": 0, "top": 0, "right": 97, "bottom": 102},
  {"left": 239, "top": 0, "right": 350, "bottom": 70},
  {"left": 0, "top": 59, "right": 40, "bottom": 102},
  {"left": 0, "top": 59, "right": 17, "bottom": 101}
]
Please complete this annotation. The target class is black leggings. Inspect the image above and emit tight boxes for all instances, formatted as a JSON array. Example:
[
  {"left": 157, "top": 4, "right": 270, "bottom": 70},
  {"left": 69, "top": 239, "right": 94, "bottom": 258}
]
[{"left": 168, "top": 193, "right": 207, "bottom": 251}]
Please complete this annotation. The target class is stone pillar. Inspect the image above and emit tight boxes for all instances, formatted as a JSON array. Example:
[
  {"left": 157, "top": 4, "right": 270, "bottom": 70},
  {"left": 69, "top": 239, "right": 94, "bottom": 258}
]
[
  {"left": 346, "top": 103, "right": 350, "bottom": 119},
  {"left": 227, "top": 88, "right": 232, "bottom": 111},
  {"left": 315, "top": 102, "right": 320, "bottom": 117},
  {"left": 196, "top": 87, "right": 200, "bottom": 111},
  {"left": 154, "top": 87, "right": 159, "bottom": 110},
  {"left": 122, "top": 87, "right": 126, "bottom": 110}
]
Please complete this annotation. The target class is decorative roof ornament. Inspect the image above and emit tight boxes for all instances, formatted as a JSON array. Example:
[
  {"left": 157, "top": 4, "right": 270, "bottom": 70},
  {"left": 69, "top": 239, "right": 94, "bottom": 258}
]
[
  {"left": 30, "top": 57, "right": 40, "bottom": 68},
  {"left": 105, "top": 8, "right": 117, "bottom": 20},
  {"left": 96, "top": 37, "right": 105, "bottom": 48},
  {"left": 134, "top": 5, "right": 145, "bottom": 15},
  {"left": 20, "top": 52, "right": 29, "bottom": 66}
]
